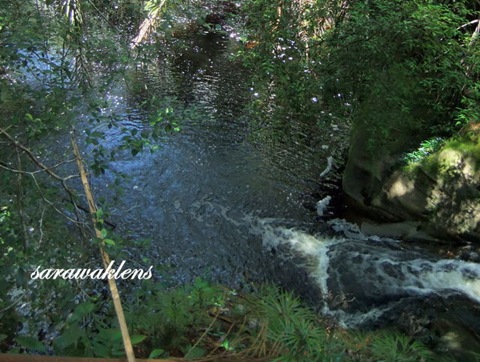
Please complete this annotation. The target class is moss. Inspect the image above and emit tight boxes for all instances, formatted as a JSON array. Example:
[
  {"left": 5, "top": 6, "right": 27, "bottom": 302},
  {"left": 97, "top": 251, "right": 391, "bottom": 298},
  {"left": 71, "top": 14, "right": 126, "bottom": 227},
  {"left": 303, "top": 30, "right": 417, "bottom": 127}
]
[
  {"left": 437, "top": 137, "right": 480, "bottom": 173},
  {"left": 403, "top": 134, "right": 480, "bottom": 177},
  {"left": 401, "top": 155, "right": 439, "bottom": 179},
  {"left": 443, "top": 137, "right": 480, "bottom": 157}
]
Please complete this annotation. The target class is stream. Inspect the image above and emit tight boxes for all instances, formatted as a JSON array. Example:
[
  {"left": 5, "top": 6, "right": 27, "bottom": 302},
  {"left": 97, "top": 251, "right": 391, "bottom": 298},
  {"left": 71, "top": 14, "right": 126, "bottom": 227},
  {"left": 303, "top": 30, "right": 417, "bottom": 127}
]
[
  {"left": 87, "top": 31, "right": 325, "bottom": 288},
  {"left": 69, "top": 30, "right": 480, "bottom": 356}
]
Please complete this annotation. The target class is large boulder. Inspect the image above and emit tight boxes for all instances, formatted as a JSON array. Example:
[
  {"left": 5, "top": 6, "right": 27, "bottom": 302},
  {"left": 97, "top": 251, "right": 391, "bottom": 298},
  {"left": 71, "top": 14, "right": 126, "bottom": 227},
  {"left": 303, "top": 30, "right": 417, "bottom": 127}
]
[
  {"left": 343, "top": 132, "right": 480, "bottom": 243},
  {"left": 342, "top": 119, "right": 424, "bottom": 221}
]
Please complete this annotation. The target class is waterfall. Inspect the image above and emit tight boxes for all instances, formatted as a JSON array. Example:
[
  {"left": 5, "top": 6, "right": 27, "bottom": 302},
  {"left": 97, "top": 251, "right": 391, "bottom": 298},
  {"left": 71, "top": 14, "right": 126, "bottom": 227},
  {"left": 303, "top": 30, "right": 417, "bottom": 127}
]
[{"left": 253, "top": 218, "right": 480, "bottom": 327}]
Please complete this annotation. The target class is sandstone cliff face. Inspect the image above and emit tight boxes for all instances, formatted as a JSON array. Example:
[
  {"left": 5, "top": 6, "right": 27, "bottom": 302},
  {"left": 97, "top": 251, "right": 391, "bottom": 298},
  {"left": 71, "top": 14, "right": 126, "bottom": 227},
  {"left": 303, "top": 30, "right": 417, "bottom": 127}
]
[{"left": 343, "top": 133, "right": 480, "bottom": 243}]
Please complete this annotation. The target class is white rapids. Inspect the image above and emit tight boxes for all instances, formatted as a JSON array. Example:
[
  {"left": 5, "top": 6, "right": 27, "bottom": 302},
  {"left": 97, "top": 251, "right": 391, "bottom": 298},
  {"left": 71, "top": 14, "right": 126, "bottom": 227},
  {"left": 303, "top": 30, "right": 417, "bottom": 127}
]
[{"left": 251, "top": 218, "right": 480, "bottom": 327}]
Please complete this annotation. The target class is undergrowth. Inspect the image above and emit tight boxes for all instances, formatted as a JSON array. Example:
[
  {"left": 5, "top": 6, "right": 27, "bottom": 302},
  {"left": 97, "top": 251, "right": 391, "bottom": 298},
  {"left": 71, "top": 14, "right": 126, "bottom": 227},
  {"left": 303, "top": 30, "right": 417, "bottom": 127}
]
[{"left": 6, "top": 279, "right": 452, "bottom": 361}]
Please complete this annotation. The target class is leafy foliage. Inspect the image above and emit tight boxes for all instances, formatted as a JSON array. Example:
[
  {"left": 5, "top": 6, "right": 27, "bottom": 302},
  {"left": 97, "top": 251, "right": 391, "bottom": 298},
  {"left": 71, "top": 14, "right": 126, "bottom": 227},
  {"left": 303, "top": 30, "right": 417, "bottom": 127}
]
[
  {"left": 0, "top": 0, "right": 192, "bottom": 359},
  {"left": 4, "top": 271, "right": 442, "bottom": 361},
  {"left": 403, "top": 137, "right": 445, "bottom": 164},
  {"left": 241, "top": 0, "right": 480, "bottom": 154},
  {"left": 342, "top": 329, "right": 436, "bottom": 362},
  {"left": 325, "top": 0, "right": 478, "bottom": 145},
  {"left": 370, "top": 332, "right": 433, "bottom": 362},
  {"left": 240, "top": 0, "right": 334, "bottom": 144},
  {"left": 126, "top": 277, "right": 224, "bottom": 354},
  {"left": 246, "top": 285, "right": 342, "bottom": 361}
]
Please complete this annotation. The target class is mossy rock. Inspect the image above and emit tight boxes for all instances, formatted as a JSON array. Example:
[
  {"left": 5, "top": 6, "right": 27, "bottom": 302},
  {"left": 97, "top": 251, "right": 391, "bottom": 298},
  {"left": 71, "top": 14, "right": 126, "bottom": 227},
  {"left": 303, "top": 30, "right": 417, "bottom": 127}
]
[{"left": 371, "top": 134, "right": 480, "bottom": 242}]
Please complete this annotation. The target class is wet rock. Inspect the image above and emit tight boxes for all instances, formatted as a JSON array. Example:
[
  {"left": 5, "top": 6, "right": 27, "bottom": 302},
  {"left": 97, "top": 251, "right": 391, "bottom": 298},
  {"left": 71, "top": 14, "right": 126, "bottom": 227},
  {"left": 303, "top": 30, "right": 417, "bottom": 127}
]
[
  {"left": 350, "top": 294, "right": 480, "bottom": 361},
  {"left": 342, "top": 125, "right": 415, "bottom": 222},
  {"left": 360, "top": 221, "right": 440, "bottom": 242},
  {"left": 402, "top": 297, "right": 480, "bottom": 361},
  {"left": 343, "top": 132, "right": 480, "bottom": 244}
]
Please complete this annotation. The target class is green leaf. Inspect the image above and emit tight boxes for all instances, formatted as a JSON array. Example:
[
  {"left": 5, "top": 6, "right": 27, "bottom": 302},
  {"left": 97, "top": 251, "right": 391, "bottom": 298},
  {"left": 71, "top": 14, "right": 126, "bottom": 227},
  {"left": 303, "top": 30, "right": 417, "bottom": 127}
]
[
  {"left": 149, "top": 348, "right": 165, "bottom": 358},
  {"left": 53, "top": 325, "right": 84, "bottom": 351},
  {"left": 98, "top": 328, "right": 122, "bottom": 342},
  {"left": 92, "top": 343, "right": 110, "bottom": 358},
  {"left": 130, "top": 335, "right": 147, "bottom": 345},
  {"left": 104, "top": 238, "right": 115, "bottom": 246},
  {"left": 185, "top": 346, "right": 206, "bottom": 359},
  {"left": 101, "top": 228, "right": 108, "bottom": 239},
  {"left": 220, "top": 339, "right": 234, "bottom": 351},
  {"left": 0, "top": 334, "right": 7, "bottom": 342},
  {"left": 111, "top": 348, "right": 126, "bottom": 357},
  {"left": 16, "top": 336, "right": 46, "bottom": 352},
  {"left": 72, "top": 302, "right": 95, "bottom": 319},
  {"left": 96, "top": 208, "right": 104, "bottom": 220},
  {"left": 194, "top": 277, "right": 208, "bottom": 289}
]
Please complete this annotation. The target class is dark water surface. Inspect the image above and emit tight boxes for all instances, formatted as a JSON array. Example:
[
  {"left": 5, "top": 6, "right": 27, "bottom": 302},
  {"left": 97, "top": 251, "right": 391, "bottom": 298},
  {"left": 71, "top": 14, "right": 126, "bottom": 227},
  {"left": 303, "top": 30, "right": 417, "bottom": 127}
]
[{"left": 88, "top": 32, "right": 325, "bottom": 289}]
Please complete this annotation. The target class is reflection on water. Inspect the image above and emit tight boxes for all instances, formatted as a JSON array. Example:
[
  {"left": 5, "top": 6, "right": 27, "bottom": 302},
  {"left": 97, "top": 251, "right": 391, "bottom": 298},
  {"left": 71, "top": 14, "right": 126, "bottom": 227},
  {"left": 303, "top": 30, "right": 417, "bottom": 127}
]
[{"left": 89, "top": 32, "right": 328, "bottom": 288}]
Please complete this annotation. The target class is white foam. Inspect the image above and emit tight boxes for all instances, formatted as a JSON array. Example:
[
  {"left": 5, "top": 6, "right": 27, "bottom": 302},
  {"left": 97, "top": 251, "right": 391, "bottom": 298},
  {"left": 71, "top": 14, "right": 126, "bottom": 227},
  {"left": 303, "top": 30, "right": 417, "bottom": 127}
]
[
  {"left": 252, "top": 219, "right": 480, "bottom": 325},
  {"left": 405, "top": 259, "right": 480, "bottom": 303}
]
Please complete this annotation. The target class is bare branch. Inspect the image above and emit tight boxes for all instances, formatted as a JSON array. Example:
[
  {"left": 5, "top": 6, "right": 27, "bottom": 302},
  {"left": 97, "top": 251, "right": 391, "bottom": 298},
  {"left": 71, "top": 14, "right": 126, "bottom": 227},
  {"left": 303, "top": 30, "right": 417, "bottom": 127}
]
[
  {"left": 457, "top": 19, "right": 479, "bottom": 31},
  {"left": 0, "top": 127, "right": 65, "bottom": 181},
  {"left": 469, "top": 18, "right": 480, "bottom": 47},
  {"left": 14, "top": 146, "right": 29, "bottom": 252},
  {"left": 0, "top": 161, "right": 78, "bottom": 179},
  {"left": 38, "top": 206, "right": 46, "bottom": 244},
  {"left": 29, "top": 171, "right": 84, "bottom": 226},
  {"left": 130, "top": 0, "right": 167, "bottom": 49},
  {"left": 0, "top": 294, "right": 23, "bottom": 314},
  {"left": 0, "top": 128, "right": 86, "bottom": 230},
  {"left": 71, "top": 132, "right": 135, "bottom": 362}
]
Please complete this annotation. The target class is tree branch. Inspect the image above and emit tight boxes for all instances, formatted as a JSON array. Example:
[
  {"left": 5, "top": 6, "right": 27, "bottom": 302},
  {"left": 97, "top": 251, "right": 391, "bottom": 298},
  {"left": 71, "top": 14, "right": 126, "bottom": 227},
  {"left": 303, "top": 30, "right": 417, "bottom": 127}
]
[
  {"left": 0, "top": 127, "right": 64, "bottom": 181},
  {"left": 71, "top": 132, "right": 135, "bottom": 362},
  {"left": 469, "top": 18, "right": 480, "bottom": 47},
  {"left": 15, "top": 147, "right": 28, "bottom": 252},
  {"left": 130, "top": 0, "right": 167, "bottom": 49},
  {"left": 457, "top": 19, "right": 479, "bottom": 31},
  {"left": 0, "top": 128, "right": 84, "bottom": 229}
]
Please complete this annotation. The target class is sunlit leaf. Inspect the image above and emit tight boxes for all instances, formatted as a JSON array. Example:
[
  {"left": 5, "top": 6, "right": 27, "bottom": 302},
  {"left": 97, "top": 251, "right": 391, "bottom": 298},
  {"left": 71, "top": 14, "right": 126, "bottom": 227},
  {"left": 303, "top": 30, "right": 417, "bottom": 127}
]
[{"left": 104, "top": 238, "right": 115, "bottom": 246}]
